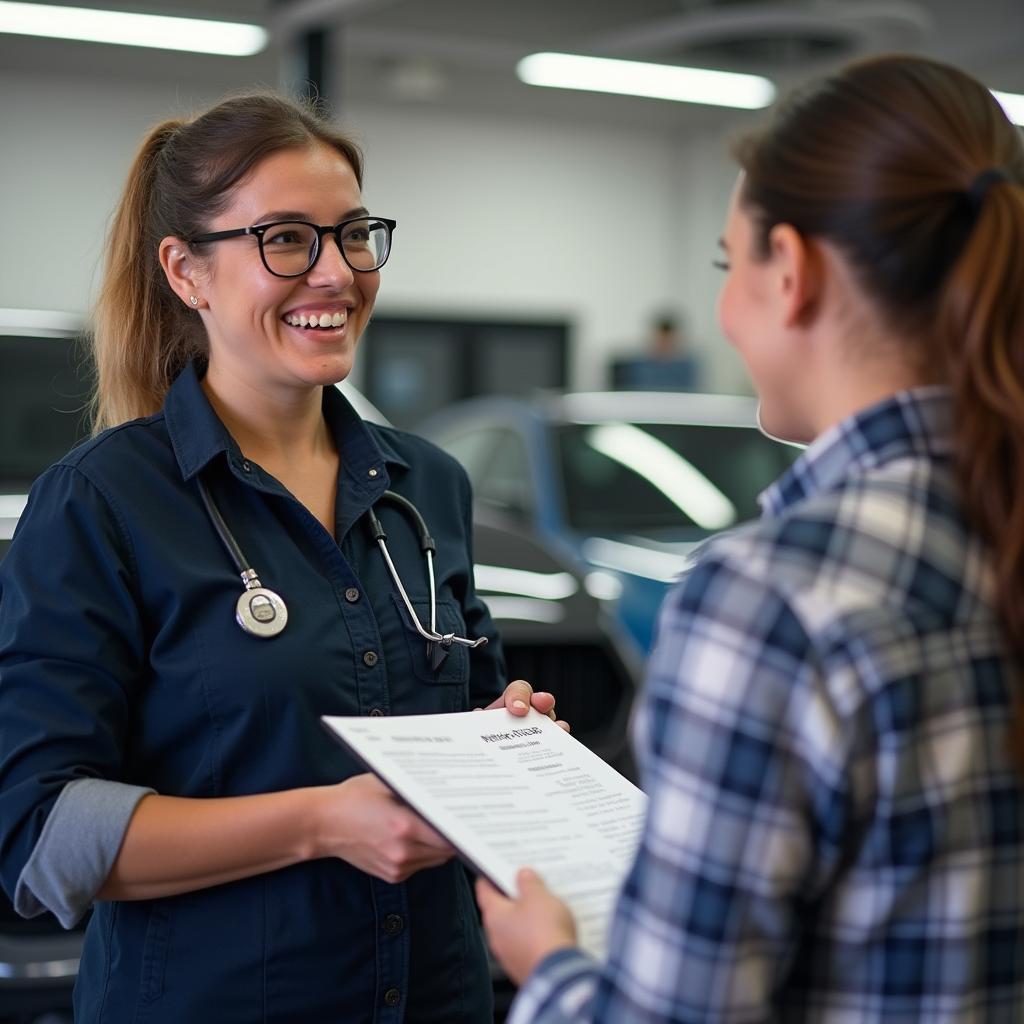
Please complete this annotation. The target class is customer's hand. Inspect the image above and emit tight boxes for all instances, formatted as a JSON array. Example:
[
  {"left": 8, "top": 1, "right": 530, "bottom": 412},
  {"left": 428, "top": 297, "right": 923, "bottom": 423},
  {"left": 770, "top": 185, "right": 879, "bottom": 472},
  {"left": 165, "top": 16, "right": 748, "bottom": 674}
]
[
  {"left": 476, "top": 868, "right": 577, "bottom": 986},
  {"left": 322, "top": 774, "right": 455, "bottom": 883},
  {"left": 480, "top": 679, "right": 570, "bottom": 732}
]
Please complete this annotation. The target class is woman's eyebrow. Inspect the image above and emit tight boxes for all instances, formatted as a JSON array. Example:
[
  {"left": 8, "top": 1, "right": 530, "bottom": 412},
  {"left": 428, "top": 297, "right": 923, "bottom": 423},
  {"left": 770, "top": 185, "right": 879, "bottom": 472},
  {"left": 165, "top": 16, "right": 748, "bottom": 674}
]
[{"left": 254, "top": 206, "right": 371, "bottom": 223}]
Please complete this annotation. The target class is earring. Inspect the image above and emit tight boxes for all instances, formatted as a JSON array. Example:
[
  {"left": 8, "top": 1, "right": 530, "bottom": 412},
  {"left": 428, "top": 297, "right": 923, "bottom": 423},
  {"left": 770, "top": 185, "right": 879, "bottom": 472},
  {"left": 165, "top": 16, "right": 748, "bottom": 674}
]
[{"left": 189, "top": 295, "right": 199, "bottom": 306}]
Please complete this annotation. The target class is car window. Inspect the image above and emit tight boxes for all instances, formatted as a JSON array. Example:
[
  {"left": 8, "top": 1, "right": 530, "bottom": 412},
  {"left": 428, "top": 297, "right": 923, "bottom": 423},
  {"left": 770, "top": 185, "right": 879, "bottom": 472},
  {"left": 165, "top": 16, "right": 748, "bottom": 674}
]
[
  {"left": 556, "top": 421, "right": 796, "bottom": 536},
  {"left": 0, "top": 334, "right": 92, "bottom": 491},
  {"left": 475, "top": 429, "right": 533, "bottom": 517},
  {"left": 439, "top": 427, "right": 501, "bottom": 484}
]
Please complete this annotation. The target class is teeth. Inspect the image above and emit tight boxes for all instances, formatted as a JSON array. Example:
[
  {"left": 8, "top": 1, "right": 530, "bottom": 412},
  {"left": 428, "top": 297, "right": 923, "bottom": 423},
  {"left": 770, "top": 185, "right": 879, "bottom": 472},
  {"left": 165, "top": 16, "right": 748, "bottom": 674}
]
[{"left": 285, "top": 311, "right": 347, "bottom": 329}]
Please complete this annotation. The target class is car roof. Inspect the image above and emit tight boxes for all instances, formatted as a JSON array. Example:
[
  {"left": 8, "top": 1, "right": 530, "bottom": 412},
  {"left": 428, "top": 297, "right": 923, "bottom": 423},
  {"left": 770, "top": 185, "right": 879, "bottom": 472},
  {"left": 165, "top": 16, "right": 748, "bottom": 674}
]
[{"left": 538, "top": 390, "right": 760, "bottom": 427}]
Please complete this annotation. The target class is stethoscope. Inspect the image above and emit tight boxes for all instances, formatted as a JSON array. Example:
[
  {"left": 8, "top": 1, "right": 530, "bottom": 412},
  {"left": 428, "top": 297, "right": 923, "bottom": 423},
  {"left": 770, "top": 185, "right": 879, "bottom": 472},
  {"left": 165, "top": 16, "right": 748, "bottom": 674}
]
[{"left": 195, "top": 478, "right": 488, "bottom": 664}]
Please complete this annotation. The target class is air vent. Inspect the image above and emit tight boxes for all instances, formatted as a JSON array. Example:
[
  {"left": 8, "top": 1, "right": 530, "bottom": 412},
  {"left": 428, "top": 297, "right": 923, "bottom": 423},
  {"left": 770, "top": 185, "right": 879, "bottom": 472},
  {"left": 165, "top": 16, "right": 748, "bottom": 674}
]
[{"left": 579, "top": 1, "right": 932, "bottom": 69}]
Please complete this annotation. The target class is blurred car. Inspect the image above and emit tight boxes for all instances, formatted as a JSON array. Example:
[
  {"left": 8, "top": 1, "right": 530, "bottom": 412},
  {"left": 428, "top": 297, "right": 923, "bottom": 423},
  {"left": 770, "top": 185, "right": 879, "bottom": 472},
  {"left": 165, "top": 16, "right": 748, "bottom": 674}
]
[{"left": 419, "top": 390, "right": 801, "bottom": 658}]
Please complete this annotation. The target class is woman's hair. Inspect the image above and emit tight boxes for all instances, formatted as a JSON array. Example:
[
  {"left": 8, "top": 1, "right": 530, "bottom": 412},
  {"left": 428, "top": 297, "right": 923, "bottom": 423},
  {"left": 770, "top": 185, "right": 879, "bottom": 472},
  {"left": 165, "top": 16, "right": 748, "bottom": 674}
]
[
  {"left": 733, "top": 56, "right": 1024, "bottom": 660},
  {"left": 91, "top": 92, "right": 363, "bottom": 432}
]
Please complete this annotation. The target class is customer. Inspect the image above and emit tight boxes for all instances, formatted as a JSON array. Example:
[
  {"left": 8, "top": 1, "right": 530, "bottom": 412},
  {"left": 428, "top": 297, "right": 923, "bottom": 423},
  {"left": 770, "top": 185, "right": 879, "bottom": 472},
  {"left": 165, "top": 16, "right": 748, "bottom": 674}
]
[
  {"left": 0, "top": 92, "right": 559, "bottom": 1023},
  {"left": 479, "top": 53, "right": 1024, "bottom": 1022}
]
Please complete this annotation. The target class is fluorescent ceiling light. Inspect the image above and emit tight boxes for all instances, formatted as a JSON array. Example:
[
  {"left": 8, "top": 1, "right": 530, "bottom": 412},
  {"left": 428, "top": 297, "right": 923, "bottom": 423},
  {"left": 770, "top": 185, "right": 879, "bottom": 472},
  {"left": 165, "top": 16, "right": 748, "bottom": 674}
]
[
  {"left": 0, "top": 1, "right": 267, "bottom": 56},
  {"left": 586, "top": 423, "right": 738, "bottom": 531},
  {"left": 992, "top": 89, "right": 1024, "bottom": 126},
  {"left": 517, "top": 52, "right": 775, "bottom": 110}
]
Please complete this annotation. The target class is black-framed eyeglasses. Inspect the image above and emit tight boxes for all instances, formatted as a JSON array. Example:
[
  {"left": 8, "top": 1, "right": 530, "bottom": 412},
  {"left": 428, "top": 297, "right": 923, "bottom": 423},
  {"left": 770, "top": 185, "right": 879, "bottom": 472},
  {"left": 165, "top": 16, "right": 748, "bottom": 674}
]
[{"left": 188, "top": 216, "right": 396, "bottom": 278}]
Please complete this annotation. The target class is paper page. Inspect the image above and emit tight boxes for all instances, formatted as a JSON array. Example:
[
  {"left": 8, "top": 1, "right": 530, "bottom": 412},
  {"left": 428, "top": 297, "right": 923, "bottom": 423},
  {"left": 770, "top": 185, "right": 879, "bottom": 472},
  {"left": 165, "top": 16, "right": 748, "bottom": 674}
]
[{"left": 322, "top": 707, "right": 648, "bottom": 960}]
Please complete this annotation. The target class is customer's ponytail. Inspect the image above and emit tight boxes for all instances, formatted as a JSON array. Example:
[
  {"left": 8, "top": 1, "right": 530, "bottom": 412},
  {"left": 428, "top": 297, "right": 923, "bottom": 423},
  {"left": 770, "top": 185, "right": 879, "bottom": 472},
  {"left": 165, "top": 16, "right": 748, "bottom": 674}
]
[{"left": 937, "top": 179, "right": 1024, "bottom": 649}]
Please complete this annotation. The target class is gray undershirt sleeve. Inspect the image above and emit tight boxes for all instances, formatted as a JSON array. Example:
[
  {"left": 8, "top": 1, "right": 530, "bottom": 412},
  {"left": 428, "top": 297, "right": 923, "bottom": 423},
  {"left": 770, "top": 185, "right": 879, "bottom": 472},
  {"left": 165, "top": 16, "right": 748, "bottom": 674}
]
[{"left": 14, "top": 777, "right": 155, "bottom": 929}]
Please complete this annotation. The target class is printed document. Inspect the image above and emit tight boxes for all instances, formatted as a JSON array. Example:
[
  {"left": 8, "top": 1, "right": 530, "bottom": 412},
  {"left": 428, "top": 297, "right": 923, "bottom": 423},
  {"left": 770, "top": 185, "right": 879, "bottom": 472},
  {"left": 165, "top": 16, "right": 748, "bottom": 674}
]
[{"left": 322, "top": 708, "right": 648, "bottom": 959}]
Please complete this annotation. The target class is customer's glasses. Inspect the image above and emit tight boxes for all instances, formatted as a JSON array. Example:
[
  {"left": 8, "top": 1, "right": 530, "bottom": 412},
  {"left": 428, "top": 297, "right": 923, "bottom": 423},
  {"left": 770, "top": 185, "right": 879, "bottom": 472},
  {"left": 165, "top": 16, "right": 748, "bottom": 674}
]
[{"left": 188, "top": 216, "right": 396, "bottom": 278}]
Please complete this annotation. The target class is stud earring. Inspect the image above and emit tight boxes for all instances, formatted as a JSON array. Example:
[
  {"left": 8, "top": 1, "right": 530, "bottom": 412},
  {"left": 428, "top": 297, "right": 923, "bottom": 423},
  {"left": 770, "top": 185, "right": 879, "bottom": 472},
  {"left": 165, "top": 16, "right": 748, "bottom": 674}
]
[{"left": 189, "top": 295, "right": 199, "bottom": 306}]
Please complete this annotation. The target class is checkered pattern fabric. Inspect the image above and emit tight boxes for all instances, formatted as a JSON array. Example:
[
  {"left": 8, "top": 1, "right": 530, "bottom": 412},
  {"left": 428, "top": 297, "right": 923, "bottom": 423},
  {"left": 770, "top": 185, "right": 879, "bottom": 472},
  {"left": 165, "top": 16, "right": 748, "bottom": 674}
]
[{"left": 509, "top": 388, "right": 1024, "bottom": 1023}]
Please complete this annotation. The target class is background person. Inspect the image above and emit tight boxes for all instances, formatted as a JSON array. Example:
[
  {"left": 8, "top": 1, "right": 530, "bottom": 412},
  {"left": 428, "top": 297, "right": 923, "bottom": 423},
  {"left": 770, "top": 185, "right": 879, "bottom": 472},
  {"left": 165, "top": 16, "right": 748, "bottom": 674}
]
[
  {"left": 478, "top": 53, "right": 1024, "bottom": 1022},
  {"left": 0, "top": 92, "right": 558, "bottom": 1023}
]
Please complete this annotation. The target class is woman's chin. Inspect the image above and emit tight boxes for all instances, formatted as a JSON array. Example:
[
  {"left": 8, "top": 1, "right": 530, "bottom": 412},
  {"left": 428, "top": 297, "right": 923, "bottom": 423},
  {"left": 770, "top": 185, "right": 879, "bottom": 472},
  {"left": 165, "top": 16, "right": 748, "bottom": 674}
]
[{"left": 756, "top": 402, "right": 810, "bottom": 447}]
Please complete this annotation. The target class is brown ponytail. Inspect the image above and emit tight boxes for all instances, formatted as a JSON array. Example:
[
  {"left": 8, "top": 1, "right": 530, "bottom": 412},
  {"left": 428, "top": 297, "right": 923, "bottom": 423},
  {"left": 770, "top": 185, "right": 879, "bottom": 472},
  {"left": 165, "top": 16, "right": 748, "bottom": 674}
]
[
  {"left": 92, "top": 119, "right": 200, "bottom": 430},
  {"left": 939, "top": 178, "right": 1024, "bottom": 645},
  {"left": 90, "top": 93, "right": 364, "bottom": 432}
]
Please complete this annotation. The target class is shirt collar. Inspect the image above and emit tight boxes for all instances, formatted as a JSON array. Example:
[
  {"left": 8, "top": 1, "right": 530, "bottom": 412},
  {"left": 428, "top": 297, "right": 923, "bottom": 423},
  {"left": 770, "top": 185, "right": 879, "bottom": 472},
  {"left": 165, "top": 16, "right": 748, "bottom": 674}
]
[
  {"left": 758, "top": 387, "right": 954, "bottom": 517},
  {"left": 164, "top": 360, "right": 409, "bottom": 482}
]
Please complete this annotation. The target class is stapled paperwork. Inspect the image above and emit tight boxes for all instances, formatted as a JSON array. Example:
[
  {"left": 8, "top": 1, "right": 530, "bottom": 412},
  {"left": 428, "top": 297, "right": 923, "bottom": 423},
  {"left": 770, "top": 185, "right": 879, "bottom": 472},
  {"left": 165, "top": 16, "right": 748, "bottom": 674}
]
[{"left": 322, "top": 707, "right": 648, "bottom": 959}]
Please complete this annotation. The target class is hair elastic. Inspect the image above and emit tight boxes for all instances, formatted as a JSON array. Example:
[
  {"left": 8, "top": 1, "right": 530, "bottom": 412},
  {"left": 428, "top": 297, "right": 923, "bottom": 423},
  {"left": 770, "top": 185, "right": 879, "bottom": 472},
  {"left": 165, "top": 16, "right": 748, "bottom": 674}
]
[{"left": 967, "top": 168, "right": 1009, "bottom": 211}]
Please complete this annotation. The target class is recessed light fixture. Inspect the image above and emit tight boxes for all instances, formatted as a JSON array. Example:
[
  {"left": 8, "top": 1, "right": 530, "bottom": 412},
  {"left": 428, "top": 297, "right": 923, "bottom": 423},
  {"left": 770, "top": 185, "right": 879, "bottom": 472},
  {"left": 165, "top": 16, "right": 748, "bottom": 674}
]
[
  {"left": 992, "top": 89, "right": 1024, "bottom": 127},
  {"left": 0, "top": 1, "right": 268, "bottom": 56},
  {"left": 516, "top": 52, "right": 776, "bottom": 110}
]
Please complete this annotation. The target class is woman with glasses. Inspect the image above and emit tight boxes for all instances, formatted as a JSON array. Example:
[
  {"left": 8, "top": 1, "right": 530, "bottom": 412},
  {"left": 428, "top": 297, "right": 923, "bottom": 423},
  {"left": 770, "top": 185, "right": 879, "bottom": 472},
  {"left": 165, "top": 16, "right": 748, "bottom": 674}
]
[
  {"left": 0, "top": 92, "right": 557, "bottom": 1023},
  {"left": 477, "top": 54, "right": 1024, "bottom": 1023}
]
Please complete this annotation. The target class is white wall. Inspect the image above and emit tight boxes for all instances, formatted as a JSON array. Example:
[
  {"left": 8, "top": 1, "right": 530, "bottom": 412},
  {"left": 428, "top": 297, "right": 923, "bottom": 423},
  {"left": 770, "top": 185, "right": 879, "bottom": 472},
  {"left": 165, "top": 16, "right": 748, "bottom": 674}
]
[{"left": 0, "top": 69, "right": 754, "bottom": 395}]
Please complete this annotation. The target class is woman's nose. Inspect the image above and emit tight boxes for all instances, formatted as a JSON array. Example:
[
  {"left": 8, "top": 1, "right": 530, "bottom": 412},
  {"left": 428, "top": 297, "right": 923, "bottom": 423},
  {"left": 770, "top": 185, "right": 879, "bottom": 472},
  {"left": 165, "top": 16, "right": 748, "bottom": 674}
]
[{"left": 308, "top": 233, "right": 355, "bottom": 288}]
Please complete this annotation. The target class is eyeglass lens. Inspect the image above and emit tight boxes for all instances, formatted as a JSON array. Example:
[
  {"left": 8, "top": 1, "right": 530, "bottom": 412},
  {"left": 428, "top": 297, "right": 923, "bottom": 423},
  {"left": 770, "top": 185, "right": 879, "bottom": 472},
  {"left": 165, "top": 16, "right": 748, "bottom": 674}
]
[{"left": 260, "top": 218, "right": 390, "bottom": 276}]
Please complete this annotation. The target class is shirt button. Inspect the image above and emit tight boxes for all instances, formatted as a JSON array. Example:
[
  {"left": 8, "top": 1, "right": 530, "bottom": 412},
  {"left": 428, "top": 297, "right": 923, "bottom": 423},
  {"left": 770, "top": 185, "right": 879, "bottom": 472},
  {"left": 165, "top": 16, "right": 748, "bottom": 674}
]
[
  {"left": 368, "top": 467, "right": 379, "bottom": 478},
  {"left": 368, "top": 707, "right": 385, "bottom": 717},
  {"left": 384, "top": 913, "right": 404, "bottom": 935},
  {"left": 344, "top": 587, "right": 360, "bottom": 603},
  {"left": 241, "top": 460, "right": 251, "bottom": 473},
  {"left": 383, "top": 988, "right": 401, "bottom": 1007},
  {"left": 363, "top": 650, "right": 379, "bottom": 667}
]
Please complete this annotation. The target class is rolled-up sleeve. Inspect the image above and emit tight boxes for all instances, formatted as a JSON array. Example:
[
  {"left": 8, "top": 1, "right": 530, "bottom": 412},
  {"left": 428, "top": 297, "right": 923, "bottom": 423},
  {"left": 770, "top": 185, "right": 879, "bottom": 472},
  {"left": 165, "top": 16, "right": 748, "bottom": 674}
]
[{"left": 0, "top": 463, "right": 148, "bottom": 925}]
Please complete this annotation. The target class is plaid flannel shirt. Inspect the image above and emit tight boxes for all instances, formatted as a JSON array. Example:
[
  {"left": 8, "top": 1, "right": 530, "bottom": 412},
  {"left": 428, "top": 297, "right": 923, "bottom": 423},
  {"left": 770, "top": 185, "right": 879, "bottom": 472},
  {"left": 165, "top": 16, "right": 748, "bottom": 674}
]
[{"left": 509, "top": 388, "right": 1024, "bottom": 1024}]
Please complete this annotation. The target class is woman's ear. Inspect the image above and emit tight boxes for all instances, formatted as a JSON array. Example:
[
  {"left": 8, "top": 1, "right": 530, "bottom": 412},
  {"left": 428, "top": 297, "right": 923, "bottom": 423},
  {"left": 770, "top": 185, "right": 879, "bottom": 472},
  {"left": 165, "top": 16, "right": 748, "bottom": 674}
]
[
  {"left": 768, "top": 223, "right": 822, "bottom": 328},
  {"left": 159, "top": 236, "right": 205, "bottom": 309}
]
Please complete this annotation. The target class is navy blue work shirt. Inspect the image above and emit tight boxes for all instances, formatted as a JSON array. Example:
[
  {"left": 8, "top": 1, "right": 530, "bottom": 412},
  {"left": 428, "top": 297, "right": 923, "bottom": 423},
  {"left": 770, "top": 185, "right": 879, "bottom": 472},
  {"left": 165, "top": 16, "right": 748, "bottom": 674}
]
[{"left": 0, "top": 361, "right": 506, "bottom": 1023}]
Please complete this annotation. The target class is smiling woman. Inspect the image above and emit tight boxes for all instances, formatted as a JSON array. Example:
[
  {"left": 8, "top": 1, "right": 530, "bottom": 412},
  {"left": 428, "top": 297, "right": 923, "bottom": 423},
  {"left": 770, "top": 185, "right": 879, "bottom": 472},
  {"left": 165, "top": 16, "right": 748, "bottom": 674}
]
[{"left": 0, "top": 91, "right": 554, "bottom": 1023}]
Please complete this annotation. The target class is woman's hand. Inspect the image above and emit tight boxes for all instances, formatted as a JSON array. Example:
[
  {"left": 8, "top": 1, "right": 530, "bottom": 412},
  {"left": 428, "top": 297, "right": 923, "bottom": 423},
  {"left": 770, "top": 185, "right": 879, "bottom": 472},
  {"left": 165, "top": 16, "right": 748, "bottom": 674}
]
[
  {"left": 319, "top": 773, "right": 455, "bottom": 883},
  {"left": 481, "top": 679, "right": 571, "bottom": 732},
  {"left": 476, "top": 868, "right": 578, "bottom": 986}
]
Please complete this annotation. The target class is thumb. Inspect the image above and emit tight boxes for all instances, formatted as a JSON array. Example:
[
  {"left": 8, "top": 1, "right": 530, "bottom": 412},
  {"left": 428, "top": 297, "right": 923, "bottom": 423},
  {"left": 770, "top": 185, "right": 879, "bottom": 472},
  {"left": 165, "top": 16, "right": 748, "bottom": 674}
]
[{"left": 515, "top": 867, "right": 547, "bottom": 897}]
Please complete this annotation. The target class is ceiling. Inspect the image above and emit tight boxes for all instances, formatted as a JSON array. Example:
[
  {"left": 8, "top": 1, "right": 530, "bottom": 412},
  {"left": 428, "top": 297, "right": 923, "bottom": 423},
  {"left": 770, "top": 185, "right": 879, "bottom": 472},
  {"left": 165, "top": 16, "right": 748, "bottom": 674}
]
[{"left": 3, "top": 0, "right": 1024, "bottom": 131}]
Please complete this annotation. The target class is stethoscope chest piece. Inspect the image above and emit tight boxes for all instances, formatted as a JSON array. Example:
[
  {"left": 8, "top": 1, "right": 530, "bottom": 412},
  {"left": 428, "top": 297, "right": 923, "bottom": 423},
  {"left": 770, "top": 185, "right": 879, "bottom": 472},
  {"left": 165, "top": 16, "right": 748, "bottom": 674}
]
[{"left": 236, "top": 585, "right": 289, "bottom": 638}]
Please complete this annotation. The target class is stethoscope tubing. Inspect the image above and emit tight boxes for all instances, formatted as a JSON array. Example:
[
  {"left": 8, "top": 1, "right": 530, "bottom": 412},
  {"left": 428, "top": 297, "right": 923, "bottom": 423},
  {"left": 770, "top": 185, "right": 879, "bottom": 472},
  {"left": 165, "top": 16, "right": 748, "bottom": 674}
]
[
  {"left": 366, "top": 493, "right": 486, "bottom": 650},
  {"left": 197, "top": 476, "right": 485, "bottom": 649}
]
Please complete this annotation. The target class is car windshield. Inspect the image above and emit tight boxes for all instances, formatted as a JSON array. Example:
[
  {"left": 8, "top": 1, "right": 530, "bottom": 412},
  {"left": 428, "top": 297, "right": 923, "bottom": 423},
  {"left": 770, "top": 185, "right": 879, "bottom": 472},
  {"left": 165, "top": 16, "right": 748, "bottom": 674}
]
[
  {"left": 0, "top": 334, "right": 93, "bottom": 492},
  {"left": 555, "top": 420, "right": 798, "bottom": 536}
]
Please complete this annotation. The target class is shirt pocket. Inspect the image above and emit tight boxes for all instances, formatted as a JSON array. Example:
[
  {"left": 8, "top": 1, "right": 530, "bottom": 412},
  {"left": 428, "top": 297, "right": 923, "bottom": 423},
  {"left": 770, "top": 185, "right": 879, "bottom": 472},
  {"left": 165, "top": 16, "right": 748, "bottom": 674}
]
[{"left": 390, "top": 594, "right": 471, "bottom": 689}]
